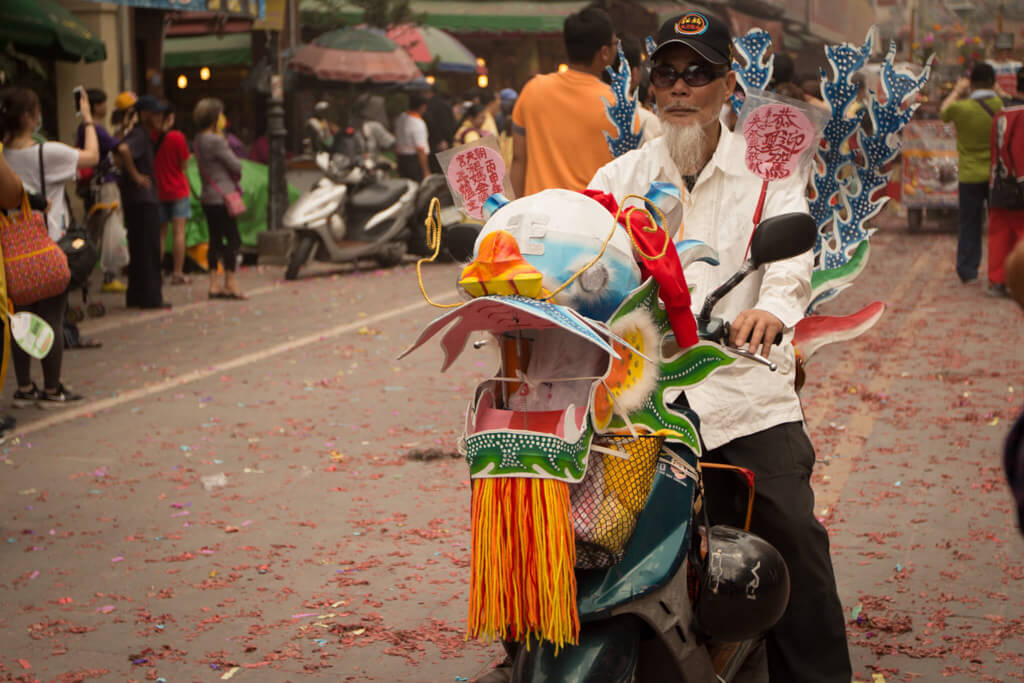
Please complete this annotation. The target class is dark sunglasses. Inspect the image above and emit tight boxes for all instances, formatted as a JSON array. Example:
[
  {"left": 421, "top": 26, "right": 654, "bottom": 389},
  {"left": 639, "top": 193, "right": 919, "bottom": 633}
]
[{"left": 650, "top": 62, "right": 727, "bottom": 89}]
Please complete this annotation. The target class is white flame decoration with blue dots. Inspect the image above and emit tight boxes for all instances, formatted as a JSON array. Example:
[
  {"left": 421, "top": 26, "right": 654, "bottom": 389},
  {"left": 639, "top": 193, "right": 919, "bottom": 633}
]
[
  {"left": 729, "top": 28, "right": 932, "bottom": 313},
  {"left": 603, "top": 46, "right": 644, "bottom": 157}
]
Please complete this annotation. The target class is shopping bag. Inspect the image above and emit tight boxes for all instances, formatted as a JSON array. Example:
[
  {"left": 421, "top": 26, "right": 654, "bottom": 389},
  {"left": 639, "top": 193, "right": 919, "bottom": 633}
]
[
  {"left": 97, "top": 183, "right": 129, "bottom": 272},
  {"left": 0, "top": 194, "right": 71, "bottom": 305}
]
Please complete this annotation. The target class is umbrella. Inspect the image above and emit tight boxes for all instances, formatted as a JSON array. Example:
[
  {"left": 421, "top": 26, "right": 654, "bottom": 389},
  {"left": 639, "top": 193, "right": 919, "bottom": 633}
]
[
  {"left": 0, "top": 0, "right": 106, "bottom": 63},
  {"left": 386, "top": 24, "right": 485, "bottom": 74},
  {"left": 289, "top": 27, "right": 421, "bottom": 83}
]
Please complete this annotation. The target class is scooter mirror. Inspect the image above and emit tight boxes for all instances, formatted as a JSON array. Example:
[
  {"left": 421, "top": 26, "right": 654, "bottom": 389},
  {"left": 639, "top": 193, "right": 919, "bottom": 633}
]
[{"left": 749, "top": 212, "right": 817, "bottom": 268}]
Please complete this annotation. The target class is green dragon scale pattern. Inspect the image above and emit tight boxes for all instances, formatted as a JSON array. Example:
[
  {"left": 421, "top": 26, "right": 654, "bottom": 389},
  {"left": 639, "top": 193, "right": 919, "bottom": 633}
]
[{"left": 466, "top": 429, "right": 594, "bottom": 483}]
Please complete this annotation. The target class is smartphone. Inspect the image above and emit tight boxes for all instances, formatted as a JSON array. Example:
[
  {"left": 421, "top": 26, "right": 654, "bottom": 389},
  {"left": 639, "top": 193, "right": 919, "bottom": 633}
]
[{"left": 73, "top": 87, "right": 83, "bottom": 116}]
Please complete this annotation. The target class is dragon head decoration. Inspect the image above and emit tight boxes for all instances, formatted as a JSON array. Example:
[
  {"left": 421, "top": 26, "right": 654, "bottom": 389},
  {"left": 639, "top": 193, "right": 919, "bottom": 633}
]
[{"left": 402, "top": 186, "right": 734, "bottom": 649}]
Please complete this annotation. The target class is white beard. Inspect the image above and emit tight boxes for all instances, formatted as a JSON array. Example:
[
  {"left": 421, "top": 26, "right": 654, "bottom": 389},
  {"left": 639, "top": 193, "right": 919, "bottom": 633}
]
[{"left": 661, "top": 119, "right": 709, "bottom": 177}]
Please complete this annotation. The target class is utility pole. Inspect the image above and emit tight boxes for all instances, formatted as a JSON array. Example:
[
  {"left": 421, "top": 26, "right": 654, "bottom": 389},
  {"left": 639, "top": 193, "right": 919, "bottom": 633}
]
[
  {"left": 267, "top": 26, "right": 287, "bottom": 233},
  {"left": 259, "top": 0, "right": 293, "bottom": 264}
]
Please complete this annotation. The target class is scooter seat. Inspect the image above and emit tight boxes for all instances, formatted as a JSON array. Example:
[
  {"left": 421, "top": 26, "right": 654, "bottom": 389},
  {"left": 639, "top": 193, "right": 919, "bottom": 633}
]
[{"left": 350, "top": 179, "right": 409, "bottom": 211}]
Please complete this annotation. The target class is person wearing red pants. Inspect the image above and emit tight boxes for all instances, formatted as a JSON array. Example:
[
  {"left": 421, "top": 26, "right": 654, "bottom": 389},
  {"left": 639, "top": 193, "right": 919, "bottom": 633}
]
[{"left": 988, "top": 207, "right": 1024, "bottom": 297}]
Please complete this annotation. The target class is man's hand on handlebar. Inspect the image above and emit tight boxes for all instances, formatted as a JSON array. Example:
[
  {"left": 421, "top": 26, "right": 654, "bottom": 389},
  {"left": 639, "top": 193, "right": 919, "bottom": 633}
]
[{"left": 729, "top": 309, "right": 784, "bottom": 358}]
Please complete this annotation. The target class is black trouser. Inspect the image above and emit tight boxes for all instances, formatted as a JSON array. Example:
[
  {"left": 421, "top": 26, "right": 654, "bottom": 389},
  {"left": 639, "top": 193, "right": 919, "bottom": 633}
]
[
  {"left": 123, "top": 201, "right": 164, "bottom": 307},
  {"left": 702, "top": 422, "right": 852, "bottom": 683},
  {"left": 397, "top": 154, "right": 424, "bottom": 182},
  {"left": 957, "top": 181, "right": 988, "bottom": 282},
  {"left": 12, "top": 290, "right": 67, "bottom": 390},
  {"left": 202, "top": 203, "right": 241, "bottom": 273}
]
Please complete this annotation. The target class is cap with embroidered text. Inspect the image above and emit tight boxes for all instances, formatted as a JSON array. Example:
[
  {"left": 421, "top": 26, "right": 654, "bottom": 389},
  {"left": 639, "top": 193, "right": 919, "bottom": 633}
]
[{"left": 651, "top": 12, "right": 732, "bottom": 65}]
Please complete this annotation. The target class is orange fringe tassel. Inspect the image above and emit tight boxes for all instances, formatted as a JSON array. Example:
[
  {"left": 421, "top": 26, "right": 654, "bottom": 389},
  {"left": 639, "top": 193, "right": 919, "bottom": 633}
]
[{"left": 468, "top": 477, "right": 580, "bottom": 653}]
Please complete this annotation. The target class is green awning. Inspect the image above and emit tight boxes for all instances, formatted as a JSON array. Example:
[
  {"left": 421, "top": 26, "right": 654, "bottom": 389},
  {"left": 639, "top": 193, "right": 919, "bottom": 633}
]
[
  {"left": 164, "top": 33, "right": 252, "bottom": 69},
  {"left": 301, "top": 0, "right": 589, "bottom": 34},
  {"left": 0, "top": 0, "right": 106, "bottom": 62}
]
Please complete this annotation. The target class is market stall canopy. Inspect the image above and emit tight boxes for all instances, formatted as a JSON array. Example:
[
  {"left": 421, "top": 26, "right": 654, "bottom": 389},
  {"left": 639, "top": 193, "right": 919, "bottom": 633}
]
[
  {"left": 386, "top": 24, "right": 485, "bottom": 73},
  {"left": 300, "top": 0, "right": 589, "bottom": 33},
  {"left": 289, "top": 27, "right": 421, "bottom": 83},
  {"left": 0, "top": 0, "right": 106, "bottom": 62},
  {"left": 76, "top": 0, "right": 265, "bottom": 20},
  {"left": 164, "top": 33, "right": 253, "bottom": 68}
]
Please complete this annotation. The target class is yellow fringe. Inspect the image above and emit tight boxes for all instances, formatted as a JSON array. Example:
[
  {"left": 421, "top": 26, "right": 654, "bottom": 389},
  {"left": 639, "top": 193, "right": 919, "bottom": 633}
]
[{"left": 468, "top": 477, "right": 579, "bottom": 653}]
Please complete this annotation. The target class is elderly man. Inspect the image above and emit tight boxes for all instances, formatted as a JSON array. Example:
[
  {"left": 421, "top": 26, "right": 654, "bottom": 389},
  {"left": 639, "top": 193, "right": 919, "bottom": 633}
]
[{"left": 589, "top": 12, "right": 851, "bottom": 682}]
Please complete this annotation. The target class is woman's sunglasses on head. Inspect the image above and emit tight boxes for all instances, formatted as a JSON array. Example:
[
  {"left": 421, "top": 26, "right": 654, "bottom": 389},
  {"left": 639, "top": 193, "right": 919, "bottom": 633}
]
[{"left": 651, "top": 62, "right": 728, "bottom": 88}]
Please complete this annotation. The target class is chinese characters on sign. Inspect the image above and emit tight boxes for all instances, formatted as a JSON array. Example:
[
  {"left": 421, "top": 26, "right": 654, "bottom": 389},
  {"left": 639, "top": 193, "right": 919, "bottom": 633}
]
[
  {"left": 445, "top": 145, "right": 507, "bottom": 220},
  {"left": 742, "top": 103, "right": 815, "bottom": 180}
]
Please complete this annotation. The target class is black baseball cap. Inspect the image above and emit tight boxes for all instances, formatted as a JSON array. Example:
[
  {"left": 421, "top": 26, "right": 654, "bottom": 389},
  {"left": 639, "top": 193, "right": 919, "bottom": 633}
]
[
  {"left": 135, "top": 94, "right": 169, "bottom": 113},
  {"left": 651, "top": 12, "right": 732, "bottom": 65}
]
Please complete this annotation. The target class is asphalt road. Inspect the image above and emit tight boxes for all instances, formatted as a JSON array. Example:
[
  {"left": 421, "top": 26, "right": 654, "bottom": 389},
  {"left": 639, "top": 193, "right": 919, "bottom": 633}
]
[{"left": 0, "top": 221, "right": 1021, "bottom": 683}]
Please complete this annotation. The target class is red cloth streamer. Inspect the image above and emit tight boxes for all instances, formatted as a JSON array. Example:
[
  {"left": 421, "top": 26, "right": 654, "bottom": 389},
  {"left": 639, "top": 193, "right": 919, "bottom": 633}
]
[{"left": 583, "top": 190, "right": 699, "bottom": 348}]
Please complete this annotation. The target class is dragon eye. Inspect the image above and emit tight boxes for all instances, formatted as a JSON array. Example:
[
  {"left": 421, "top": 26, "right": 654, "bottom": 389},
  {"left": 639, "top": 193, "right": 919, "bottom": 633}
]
[{"left": 579, "top": 264, "right": 609, "bottom": 293}]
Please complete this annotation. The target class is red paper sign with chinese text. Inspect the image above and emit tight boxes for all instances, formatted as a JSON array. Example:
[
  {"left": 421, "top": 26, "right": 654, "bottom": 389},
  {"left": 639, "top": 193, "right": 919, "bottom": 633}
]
[
  {"left": 444, "top": 144, "right": 508, "bottom": 220},
  {"left": 741, "top": 103, "right": 816, "bottom": 181}
]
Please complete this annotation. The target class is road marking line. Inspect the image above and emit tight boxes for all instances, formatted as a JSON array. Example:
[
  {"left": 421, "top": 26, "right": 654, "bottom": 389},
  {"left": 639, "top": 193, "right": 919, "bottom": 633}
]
[
  {"left": 806, "top": 240, "right": 939, "bottom": 514},
  {"left": 14, "top": 292, "right": 458, "bottom": 437},
  {"left": 79, "top": 264, "right": 459, "bottom": 336}
]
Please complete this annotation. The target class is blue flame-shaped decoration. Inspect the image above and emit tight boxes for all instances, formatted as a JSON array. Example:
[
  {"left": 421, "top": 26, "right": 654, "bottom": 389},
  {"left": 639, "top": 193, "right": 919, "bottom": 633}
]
[
  {"left": 730, "top": 27, "right": 931, "bottom": 314},
  {"left": 603, "top": 46, "right": 644, "bottom": 157},
  {"left": 731, "top": 28, "right": 773, "bottom": 114},
  {"left": 809, "top": 35, "right": 932, "bottom": 310}
]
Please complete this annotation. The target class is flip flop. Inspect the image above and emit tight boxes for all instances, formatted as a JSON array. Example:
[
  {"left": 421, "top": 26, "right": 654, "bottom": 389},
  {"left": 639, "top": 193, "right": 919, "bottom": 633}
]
[
  {"left": 222, "top": 291, "right": 248, "bottom": 301},
  {"left": 209, "top": 291, "right": 225, "bottom": 299}
]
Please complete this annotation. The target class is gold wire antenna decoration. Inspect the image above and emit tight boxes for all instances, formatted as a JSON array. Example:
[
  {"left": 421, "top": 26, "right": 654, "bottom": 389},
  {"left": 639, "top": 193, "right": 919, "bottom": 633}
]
[
  {"left": 541, "top": 193, "right": 671, "bottom": 301},
  {"left": 414, "top": 193, "right": 673, "bottom": 308},
  {"left": 416, "top": 197, "right": 463, "bottom": 309}
]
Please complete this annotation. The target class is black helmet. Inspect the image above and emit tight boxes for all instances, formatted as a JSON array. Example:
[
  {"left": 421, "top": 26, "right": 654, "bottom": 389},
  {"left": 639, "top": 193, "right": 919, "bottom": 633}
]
[{"left": 695, "top": 525, "right": 790, "bottom": 642}]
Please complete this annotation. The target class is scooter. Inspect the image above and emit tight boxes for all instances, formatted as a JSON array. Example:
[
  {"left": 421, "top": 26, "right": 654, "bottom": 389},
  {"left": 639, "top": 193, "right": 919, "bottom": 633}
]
[
  {"left": 472, "top": 212, "right": 815, "bottom": 683},
  {"left": 283, "top": 129, "right": 479, "bottom": 279}
]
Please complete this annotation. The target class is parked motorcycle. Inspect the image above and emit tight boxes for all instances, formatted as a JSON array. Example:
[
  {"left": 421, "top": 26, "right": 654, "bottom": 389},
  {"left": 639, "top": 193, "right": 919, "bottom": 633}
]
[
  {"left": 283, "top": 128, "right": 479, "bottom": 279},
  {"left": 401, "top": 187, "right": 818, "bottom": 682}
]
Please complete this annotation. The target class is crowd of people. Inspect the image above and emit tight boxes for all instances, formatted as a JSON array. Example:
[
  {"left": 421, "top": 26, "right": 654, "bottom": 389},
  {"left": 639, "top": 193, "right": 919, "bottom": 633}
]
[
  {"left": 304, "top": 85, "right": 518, "bottom": 183},
  {"left": 0, "top": 84, "right": 254, "bottom": 434}
]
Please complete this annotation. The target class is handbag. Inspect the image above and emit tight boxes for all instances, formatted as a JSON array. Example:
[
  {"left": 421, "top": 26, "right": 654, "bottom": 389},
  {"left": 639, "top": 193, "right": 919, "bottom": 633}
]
[
  {"left": 39, "top": 145, "right": 98, "bottom": 289},
  {"left": 0, "top": 193, "right": 71, "bottom": 306},
  {"left": 195, "top": 143, "right": 247, "bottom": 217}
]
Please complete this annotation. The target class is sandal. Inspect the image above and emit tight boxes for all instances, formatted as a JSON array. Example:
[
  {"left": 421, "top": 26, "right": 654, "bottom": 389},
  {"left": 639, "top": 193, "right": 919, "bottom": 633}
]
[
  {"left": 222, "top": 290, "right": 248, "bottom": 300},
  {"left": 208, "top": 290, "right": 225, "bottom": 299},
  {"left": 170, "top": 275, "right": 193, "bottom": 285}
]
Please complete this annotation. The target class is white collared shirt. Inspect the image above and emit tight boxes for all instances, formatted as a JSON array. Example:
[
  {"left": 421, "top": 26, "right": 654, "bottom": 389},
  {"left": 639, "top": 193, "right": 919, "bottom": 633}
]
[{"left": 589, "top": 125, "right": 812, "bottom": 450}]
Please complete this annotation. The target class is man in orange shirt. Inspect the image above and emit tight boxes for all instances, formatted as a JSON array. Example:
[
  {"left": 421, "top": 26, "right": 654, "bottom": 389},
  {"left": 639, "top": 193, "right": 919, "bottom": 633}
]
[{"left": 510, "top": 7, "right": 635, "bottom": 196}]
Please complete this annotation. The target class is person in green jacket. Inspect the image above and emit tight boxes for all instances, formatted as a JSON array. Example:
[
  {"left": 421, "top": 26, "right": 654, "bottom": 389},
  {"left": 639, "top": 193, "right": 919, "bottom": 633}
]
[{"left": 941, "top": 62, "right": 1003, "bottom": 284}]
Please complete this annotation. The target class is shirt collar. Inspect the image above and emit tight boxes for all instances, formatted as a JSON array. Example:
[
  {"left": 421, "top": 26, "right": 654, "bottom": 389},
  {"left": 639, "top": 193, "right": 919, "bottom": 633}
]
[{"left": 707, "top": 124, "right": 747, "bottom": 178}]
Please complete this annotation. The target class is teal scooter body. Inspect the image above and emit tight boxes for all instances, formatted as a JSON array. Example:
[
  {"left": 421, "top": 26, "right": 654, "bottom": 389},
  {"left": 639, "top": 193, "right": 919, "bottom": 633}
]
[{"left": 512, "top": 439, "right": 720, "bottom": 682}]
